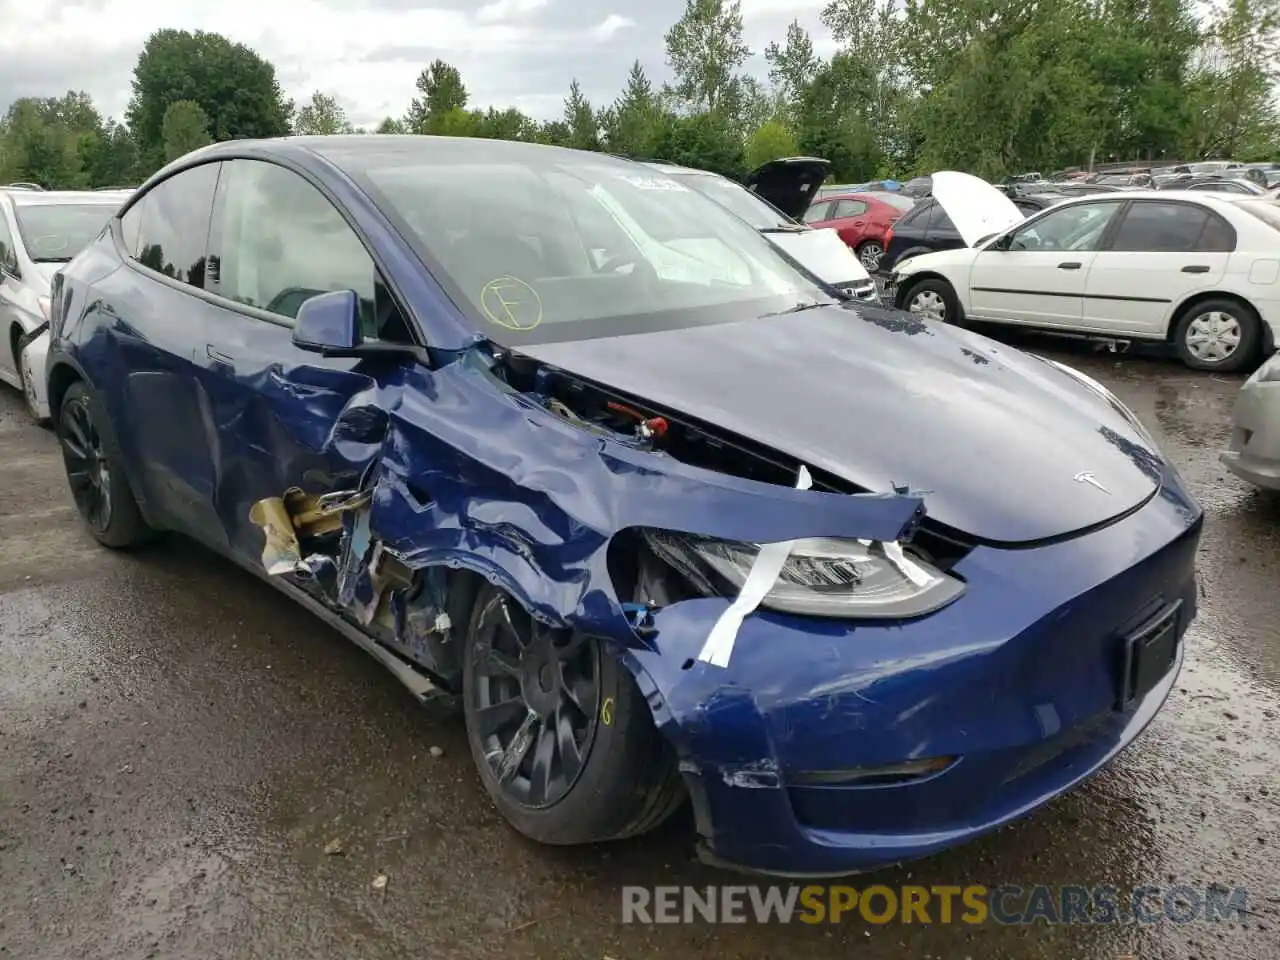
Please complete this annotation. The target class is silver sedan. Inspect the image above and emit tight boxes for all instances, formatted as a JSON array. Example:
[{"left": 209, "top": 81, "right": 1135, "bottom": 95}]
[{"left": 1221, "top": 351, "right": 1280, "bottom": 489}]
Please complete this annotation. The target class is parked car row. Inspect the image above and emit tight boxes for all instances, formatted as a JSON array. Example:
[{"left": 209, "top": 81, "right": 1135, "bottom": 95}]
[{"left": 0, "top": 136, "right": 1217, "bottom": 881}]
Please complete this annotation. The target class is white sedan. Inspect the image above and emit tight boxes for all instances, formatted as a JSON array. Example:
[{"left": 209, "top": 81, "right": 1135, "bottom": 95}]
[{"left": 887, "top": 171, "right": 1280, "bottom": 372}]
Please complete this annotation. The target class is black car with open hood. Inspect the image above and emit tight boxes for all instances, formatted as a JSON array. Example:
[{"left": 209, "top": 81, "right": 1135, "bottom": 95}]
[{"left": 742, "top": 156, "right": 831, "bottom": 221}]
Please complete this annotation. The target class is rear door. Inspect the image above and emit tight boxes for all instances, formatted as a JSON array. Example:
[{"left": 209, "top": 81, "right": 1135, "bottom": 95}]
[
  {"left": 92, "top": 162, "right": 226, "bottom": 545},
  {"left": 1083, "top": 199, "right": 1234, "bottom": 336},
  {"left": 968, "top": 199, "right": 1123, "bottom": 328},
  {"left": 824, "top": 198, "right": 870, "bottom": 247}
]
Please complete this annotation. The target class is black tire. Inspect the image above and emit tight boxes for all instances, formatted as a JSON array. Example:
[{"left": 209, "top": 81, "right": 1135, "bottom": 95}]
[
  {"left": 856, "top": 240, "right": 884, "bottom": 271},
  {"left": 1173, "top": 297, "right": 1261, "bottom": 373},
  {"left": 462, "top": 583, "right": 684, "bottom": 845},
  {"left": 901, "top": 276, "right": 964, "bottom": 327},
  {"left": 57, "top": 381, "right": 152, "bottom": 548}
]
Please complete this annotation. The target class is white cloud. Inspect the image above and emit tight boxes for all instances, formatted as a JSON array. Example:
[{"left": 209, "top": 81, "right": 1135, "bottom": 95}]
[
  {"left": 476, "top": 0, "right": 548, "bottom": 24},
  {"left": 592, "top": 14, "right": 636, "bottom": 39}
]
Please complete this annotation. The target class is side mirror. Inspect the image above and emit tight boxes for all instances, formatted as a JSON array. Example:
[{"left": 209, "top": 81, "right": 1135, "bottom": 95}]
[
  {"left": 291, "top": 289, "right": 430, "bottom": 364},
  {"left": 292, "top": 289, "right": 362, "bottom": 354}
]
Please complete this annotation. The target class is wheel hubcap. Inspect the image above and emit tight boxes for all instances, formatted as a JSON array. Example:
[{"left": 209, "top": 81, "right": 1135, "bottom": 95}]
[
  {"left": 859, "top": 243, "right": 883, "bottom": 269},
  {"left": 61, "top": 400, "right": 112, "bottom": 533},
  {"left": 1185, "top": 311, "right": 1241, "bottom": 362},
  {"left": 909, "top": 289, "right": 946, "bottom": 322},
  {"left": 471, "top": 596, "right": 600, "bottom": 808}
]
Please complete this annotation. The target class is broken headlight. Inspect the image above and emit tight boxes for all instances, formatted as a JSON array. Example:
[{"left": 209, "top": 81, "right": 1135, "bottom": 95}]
[{"left": 640, "top": 530, "right": 964, "bottom": 619}]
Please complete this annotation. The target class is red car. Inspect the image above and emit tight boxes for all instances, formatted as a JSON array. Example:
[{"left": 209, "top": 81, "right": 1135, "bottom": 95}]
[{"left": 803, "top": 191, "right": 917, "bottom": 271}]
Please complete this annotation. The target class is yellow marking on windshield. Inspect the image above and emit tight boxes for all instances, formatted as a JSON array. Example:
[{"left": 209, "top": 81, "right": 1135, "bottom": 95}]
[{"left": 479, "top": 276, "right": 543, "bottom": 331}]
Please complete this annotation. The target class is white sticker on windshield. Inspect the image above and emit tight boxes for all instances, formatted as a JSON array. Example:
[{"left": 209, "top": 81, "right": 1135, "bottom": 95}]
[{"left": 618, "top": 175, "right": 690, "bottom": 192}]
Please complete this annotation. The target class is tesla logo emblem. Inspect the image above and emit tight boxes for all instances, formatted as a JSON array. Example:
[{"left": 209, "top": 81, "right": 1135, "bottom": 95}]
[{"left": 1074, "top": 471, "right": 1111, "bottom": 494}]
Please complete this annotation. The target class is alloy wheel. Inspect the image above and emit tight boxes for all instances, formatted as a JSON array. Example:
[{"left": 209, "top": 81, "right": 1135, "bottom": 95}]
[
  {"left": 859, "top": 242, "right": 883, "bottom": 270},
  {"left": 60, "top": 399, "right": 113, "bottom": 534},
  {"left": 1184, "top": 311, "right": 1241, "bottom": 363},
  {"left": 470, "top": 595, "right": 601, "bottom": 809},
  {"left": 909, "top": 289, "right": 947, "bottom": 322}
]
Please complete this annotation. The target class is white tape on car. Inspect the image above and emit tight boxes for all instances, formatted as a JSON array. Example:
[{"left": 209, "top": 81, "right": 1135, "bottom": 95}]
[{"left": 696, "top": 465, "right": 813, "bottom": 668}]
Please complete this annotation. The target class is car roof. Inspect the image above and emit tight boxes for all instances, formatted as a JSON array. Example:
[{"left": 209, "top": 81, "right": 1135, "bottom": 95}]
[{"left": 9, "top": 189, "right": 132, "bottom": 207}]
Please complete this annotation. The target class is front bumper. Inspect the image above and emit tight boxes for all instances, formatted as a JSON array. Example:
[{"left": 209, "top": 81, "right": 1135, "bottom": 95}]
[
  {"left": 626, "top": 475, "right": 1201, "bottom": 877},
  {"left": 19, "top": 327, "right": 51, "bottom": 420},
  {"left": 1220, "top": 375, "right": 1280, "bottom": 490}
]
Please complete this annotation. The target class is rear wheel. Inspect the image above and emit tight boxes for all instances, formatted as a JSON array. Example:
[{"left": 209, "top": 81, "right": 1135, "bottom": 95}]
[
  {"left": 1173, "top": 298, "right": 1260, "bottom": 372},
  {"left": 857, "top": 240, "right": 884, "bottom": 271},
  {"left": 57, "top": 381, "right": 151, "bottom": 548},
  {"left": 462, "top": 584, "right": 684, "bottom": 844}
]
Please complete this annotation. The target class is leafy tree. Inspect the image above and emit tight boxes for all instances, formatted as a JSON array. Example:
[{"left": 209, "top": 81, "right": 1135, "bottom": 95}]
[
  {"left": 663, "top": 0, "right": 752, "bottom": 114},
  {"left": 765, "top": 20, "right": 819, "bottom": 110},
  {"left": 475, "top": 107, "right": 538, "bottom": 140},
  {"left": 600, "top": 61, "right": 663, "bottom": 157},
  {"left": 746, "top": 119, "right": 799, "bottom": 169},
  {"left": 405, "top": 60, "right": 469, "bottom": 133},
  {"left": 650, "top": 111, "right": 745, "bottom": 178},
  {"left": 536, "top": 119, "right": 572, "bottom": 146},
  {"left": 563, "top": 79, "right": 600, "bottom": 150},
  {"left": 127, "top": 29, "right": 292, "bottom": 171},
  {"left": 294, "top": 91, "right": 353, "bottom": 135},
  {"left": 1, "top": 98, "right": 85, "bottom": 188},
  {"left": 162, "top": 100, "right": 212, "bottom": 162},
  {"left": 375, "top": 116, "right": 407, "bottom": 134}
]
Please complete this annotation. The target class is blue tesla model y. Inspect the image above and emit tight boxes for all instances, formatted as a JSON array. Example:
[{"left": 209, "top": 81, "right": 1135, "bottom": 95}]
[{"left": 45, "top": 136, "right": 1202, "bottom": 877}]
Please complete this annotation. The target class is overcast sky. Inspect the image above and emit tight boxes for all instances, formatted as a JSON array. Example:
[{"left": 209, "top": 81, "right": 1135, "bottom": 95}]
[{"left": 0, "top": 0, "right": 842, "bottom": 130}]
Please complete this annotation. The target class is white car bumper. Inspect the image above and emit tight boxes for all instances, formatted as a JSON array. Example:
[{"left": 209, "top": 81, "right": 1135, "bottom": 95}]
[{"left": 19, "top": 327, "right": 51, "bottom": 421}]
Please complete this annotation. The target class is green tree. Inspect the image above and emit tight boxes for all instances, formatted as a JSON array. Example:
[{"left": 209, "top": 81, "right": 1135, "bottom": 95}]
[
  {"left": 663, "top": 0, "right": 752, "bottom": 114},
  {"left": 475, "top": 107, "right": 538, "bottom": 140},
  {"left": 127, "top": 29, "right": 292, "bottom": 170},
  {"left": 405, "top": 59, "right": 469, "bottom": 133},
  {"left": 375, "top": 116, "right": 407, "bottom": 134},
  {"left": 600, "top": 61, "right": 664, "bottom": 158},
  {"left": 745, "top": 118, "right": 799, "bottom": 169},
  {"left": 564, "top": 79, "right": 600, "bottom": 150},
  {"left": 1, "top": 98, "right": 85, "bottom": 188},
  {"left": 536, "top": 119, "right": 572, "bottom": 146},
  {"left": 162, "top": 100, "right": 213, "bottom": 162},
  {"left": 294, "top": 91, "right": 353, "bottom": 135},
  {"left": 764, "top": 20, "right": 819, "bottom": 112},
  {"left": 650, "top": 111, "right": 745, "bottom": 178}
]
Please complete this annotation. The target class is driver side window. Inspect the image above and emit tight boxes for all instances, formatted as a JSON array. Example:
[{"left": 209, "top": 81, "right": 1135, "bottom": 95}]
[
  {"left": 214, "top": 159, "right": 385, "bottom": 338},
  {"left": 1008, "top": 201, "right": 1121, "bottom": 252}
]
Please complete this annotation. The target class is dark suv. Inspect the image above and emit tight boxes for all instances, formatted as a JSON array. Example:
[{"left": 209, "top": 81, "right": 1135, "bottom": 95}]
[{"left": 879, "top": 193, "right": 1064, "bottom": 273}]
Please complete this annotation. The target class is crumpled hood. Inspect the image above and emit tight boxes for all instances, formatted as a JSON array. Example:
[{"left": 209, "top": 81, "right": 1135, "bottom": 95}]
[
  {"left": 931, "top": 171, "right": 1025, "bottom": 246},
  {"left": 521, "top": 304, "right": 1163, "bottom": 544}
]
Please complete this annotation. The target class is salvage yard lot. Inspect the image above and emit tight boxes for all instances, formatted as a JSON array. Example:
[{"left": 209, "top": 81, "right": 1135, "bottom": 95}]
[{"left": 2, "top": 344, "right": 1279, "bottom": 960}]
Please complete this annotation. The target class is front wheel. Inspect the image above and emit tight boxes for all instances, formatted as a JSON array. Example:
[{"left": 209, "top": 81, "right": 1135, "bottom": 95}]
[
  {"left": 57, "top": 381, "right": 152, "bottom": 548},
  {"left": 1173, "top": 298, "right": 1260, "bottom": 372},
  {"left": 462, "top": 584, "right": 684, "bottom": 845},
  {"left": 902, "top": 277, "right": 964, "bottom": 326}
]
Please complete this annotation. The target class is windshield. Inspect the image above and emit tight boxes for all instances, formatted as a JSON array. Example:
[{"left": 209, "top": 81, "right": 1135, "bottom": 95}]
[
  {"left": 13, "top": 202, "right": 117, "bottom": 261},
  {"left": 355, "top": 154, "right": 829, "bottom": 345},
  {"left": 673, "top": 171, "right": 790, "bottom": 229}
]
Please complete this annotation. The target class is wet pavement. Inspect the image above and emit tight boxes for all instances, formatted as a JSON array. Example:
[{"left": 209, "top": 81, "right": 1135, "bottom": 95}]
[{"left": 1, "top": 342, "right": 1278, "bottom": 960}]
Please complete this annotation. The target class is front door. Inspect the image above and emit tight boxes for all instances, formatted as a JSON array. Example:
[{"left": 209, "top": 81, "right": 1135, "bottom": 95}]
[
  {"left": 968, "top": 200, "right": 1123, "bottom": 329},
  {"left": 196, "top": 157, "right": 419, "bottom": 565}
]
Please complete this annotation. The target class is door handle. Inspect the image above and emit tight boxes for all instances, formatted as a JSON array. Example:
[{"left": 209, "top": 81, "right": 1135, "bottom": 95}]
[
  {"left": 1058, "top": 261, "right": 1082, "bottom": 270},
  {"left": 1182, "top": 265, "right": 1210, "bottom": 273},
  {"left": 853, "top": 220, "right": 866, "bottom": 226},
  {"left": 206, "top": 344, "right": 234, "bottom": 365}
]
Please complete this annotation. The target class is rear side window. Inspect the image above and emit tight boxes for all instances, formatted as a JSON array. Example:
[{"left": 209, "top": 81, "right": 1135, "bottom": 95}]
[
  {"left": 895, "top": 202, "right": 929, "bottom": 228},
  {"left": 803, "top": 201, "right": 831, "bottom": 223},
  {"left": 926, "top": 202, "right": 956, "bottom": 234},
  {"left": 130, "top": 162, "right": 220, "bottom": 287},
  {"left": 1109, "top": 202, "right": 1235, "bottom": 253},
  {"left": 832, "top": 199, "right": 868, "bottom": 218}
]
